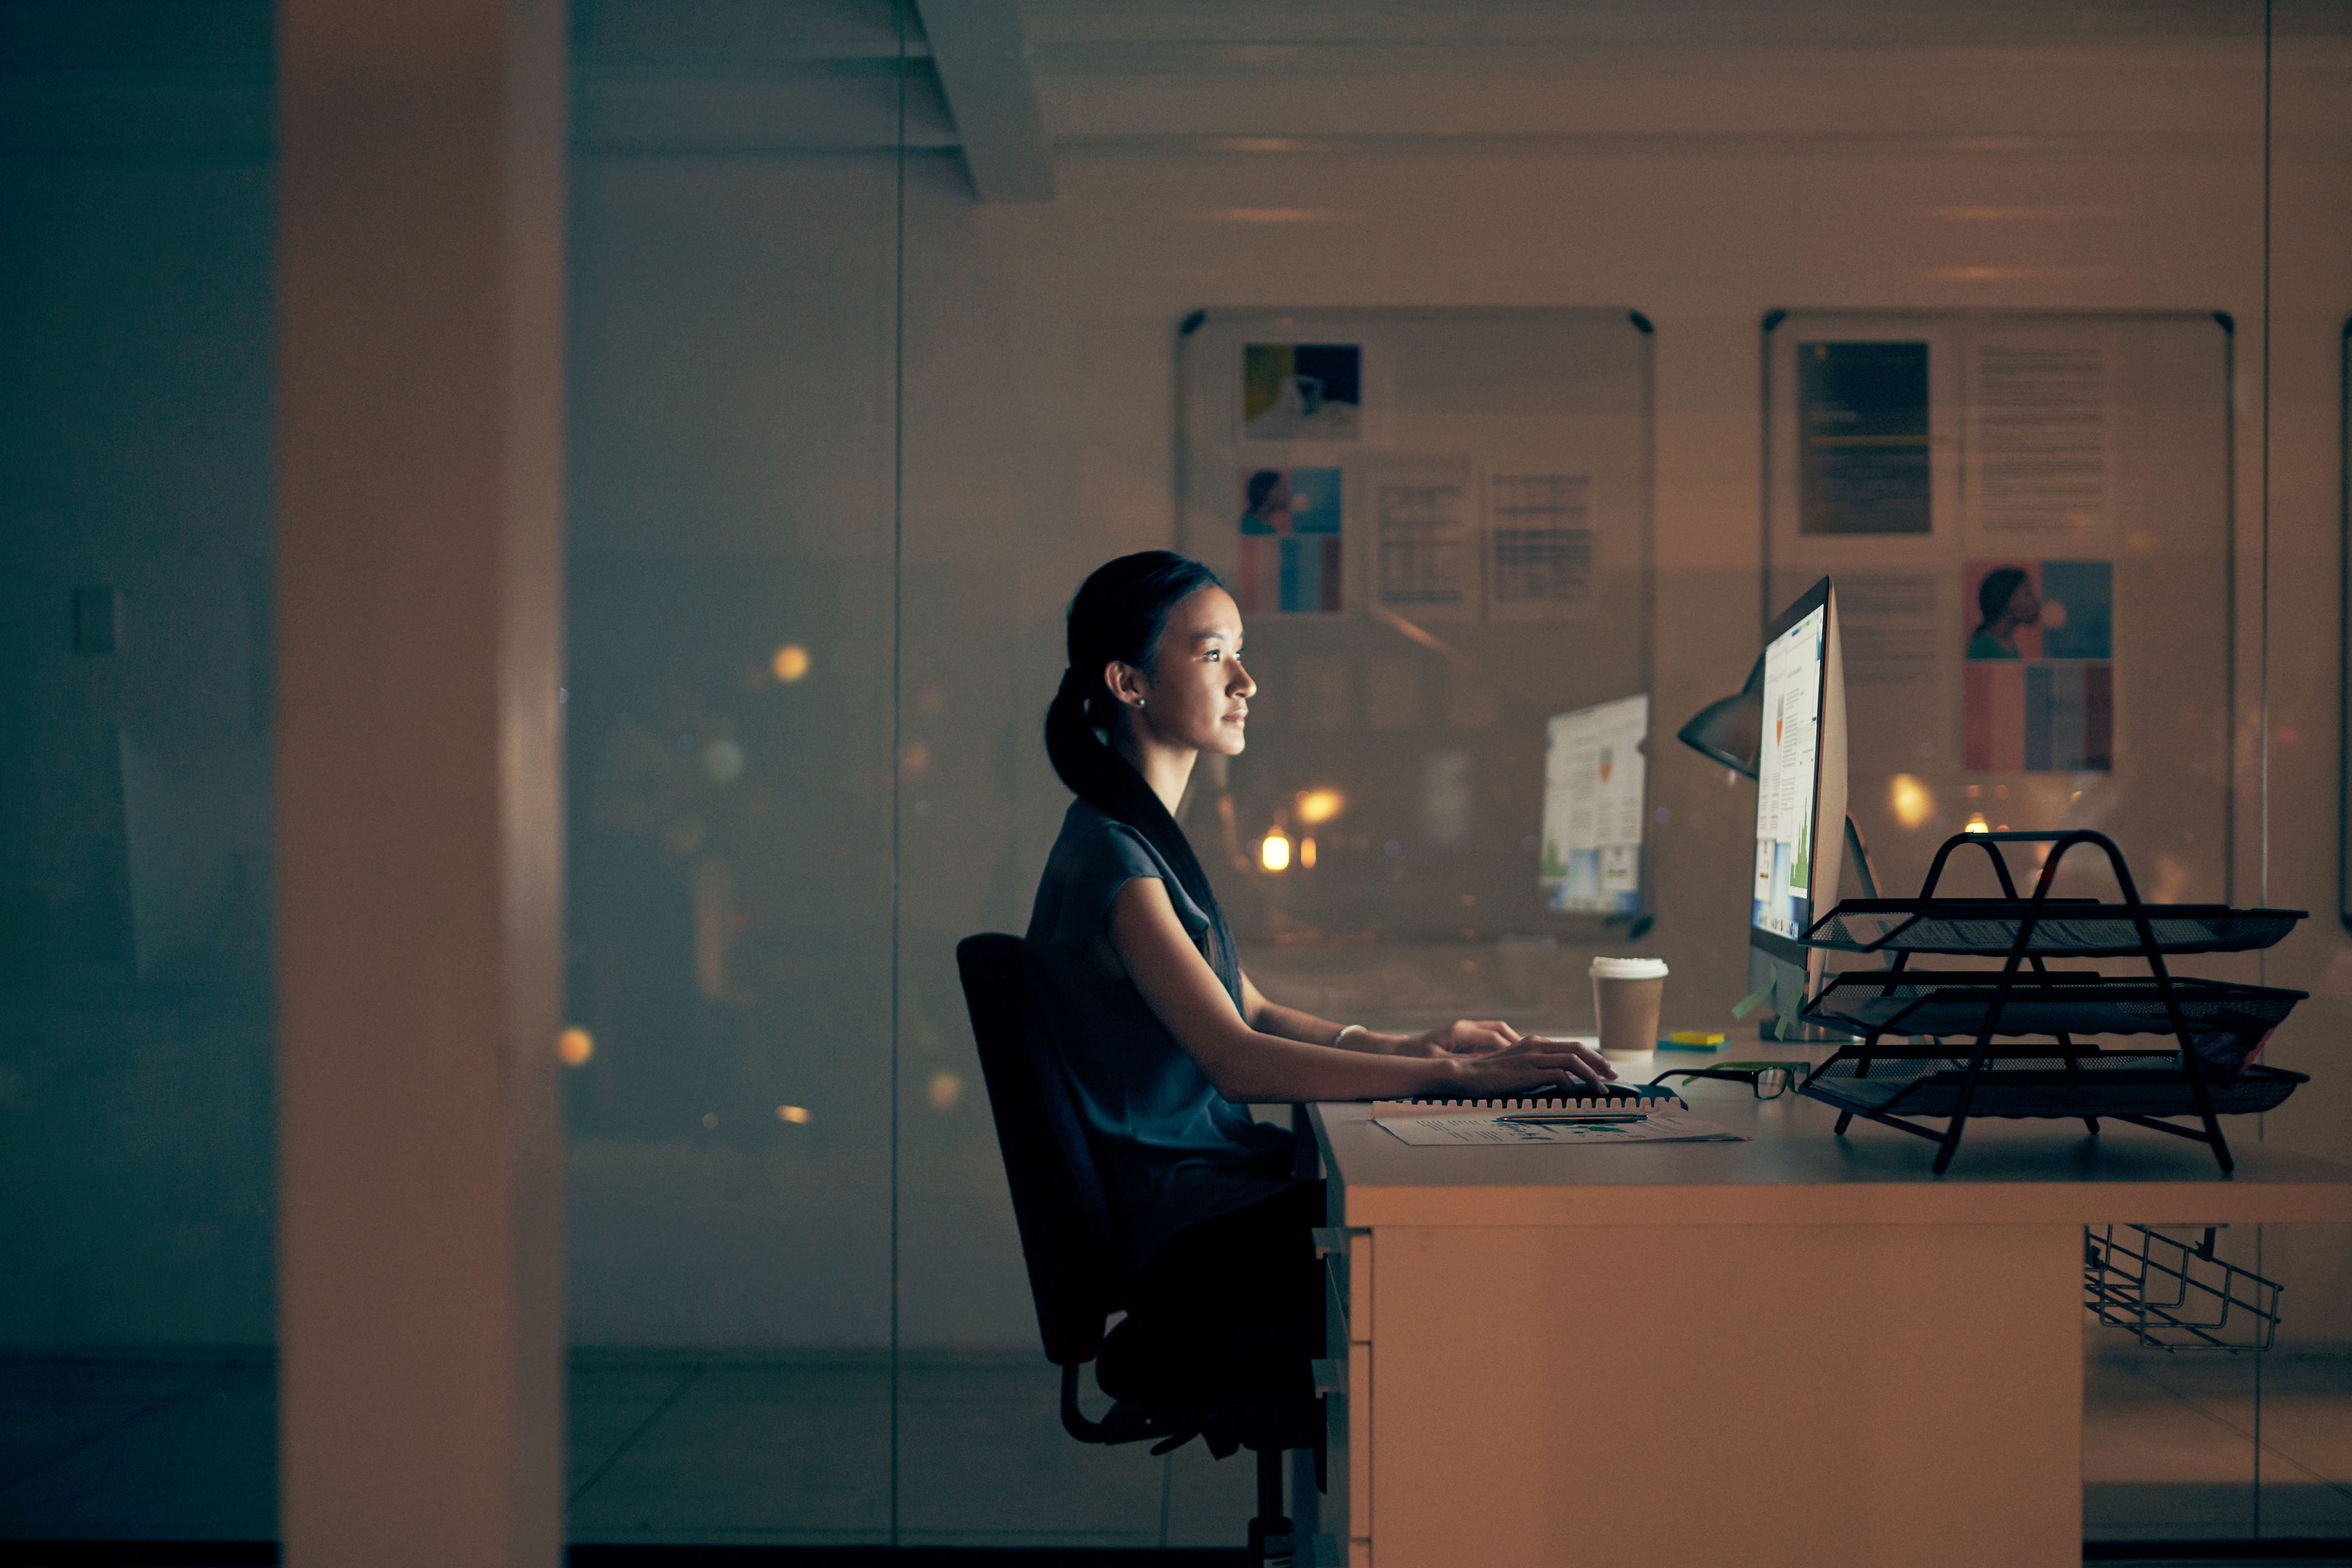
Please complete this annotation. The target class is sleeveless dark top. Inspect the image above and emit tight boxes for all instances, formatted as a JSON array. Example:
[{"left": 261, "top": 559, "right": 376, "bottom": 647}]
[{"left": 1025, "top": 799, "right": 1298, "bottom": 1276}]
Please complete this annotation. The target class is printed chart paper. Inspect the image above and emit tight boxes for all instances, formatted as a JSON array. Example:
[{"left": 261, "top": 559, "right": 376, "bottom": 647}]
[
  {"left": 1370, "top": 456, "right": 1479, "bottom": 620},
  {"left": 1541, "top": 694, "right": 1649, "bottom": 913},
  {"left": 1967, "top": 336, "right": 2109, "bottom": 538},
  {"left": 1487, "top": 473, "right": 1594, "bottom": 622}
]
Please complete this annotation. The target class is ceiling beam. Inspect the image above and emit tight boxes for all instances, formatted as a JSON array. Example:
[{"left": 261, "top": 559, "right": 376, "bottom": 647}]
[{"left": 914, "top": 0, "right": 1054, "bottom": 202}]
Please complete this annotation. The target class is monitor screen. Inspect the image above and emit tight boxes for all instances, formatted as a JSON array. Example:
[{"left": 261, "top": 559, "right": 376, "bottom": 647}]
[
  {"left": 1540, "top": 693, "right": 1649, "bottom": 913},
  {"left": 1752, "top": 603, "right": 1828, "bottom": 942}
]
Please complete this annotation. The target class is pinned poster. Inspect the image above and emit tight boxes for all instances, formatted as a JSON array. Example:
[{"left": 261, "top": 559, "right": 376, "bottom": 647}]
[
  {"left": 1967, "top": 334, "right": 2111, "bottom": 539},
  {"left": 1962, "top": 559, "right": 2114, "bottom": 771},
  {"left": 1240, "top": 343, "right": 1362, "bottom": 441},
  {"left": 1235, "top": 465, "right": 1344, "bottom": 614},
  {"left": 1798, "top": 341, "right": 1932, "bottom": 535}
]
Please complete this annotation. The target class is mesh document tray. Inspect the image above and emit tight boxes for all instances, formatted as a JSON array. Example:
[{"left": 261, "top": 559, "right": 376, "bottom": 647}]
[
  {"left": 1800, "top": 1055, "right": 2309, "bottom": 1120},
  {"left": 1801, "top": 900, "right": 2304, "bottom": 957},
  {"left": 1800, "top": 971, "right": 2308, "bottom": 1040}
]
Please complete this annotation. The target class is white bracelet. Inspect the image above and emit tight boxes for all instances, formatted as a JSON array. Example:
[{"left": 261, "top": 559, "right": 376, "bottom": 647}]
[{"left": 1332, "top": 1024, "right": 1368, "bottom": 1049}]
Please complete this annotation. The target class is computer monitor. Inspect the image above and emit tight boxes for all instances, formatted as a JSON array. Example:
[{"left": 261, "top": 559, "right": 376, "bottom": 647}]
[
  {"left": 1749, "top": 577, "right": 1846, "bottom": 1017},
  {"left": 1539, "top": 693, "right": 1649, "bottom": 914}
]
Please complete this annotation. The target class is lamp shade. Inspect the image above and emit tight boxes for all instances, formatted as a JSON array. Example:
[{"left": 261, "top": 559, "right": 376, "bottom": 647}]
[{"left": 1675, "top": 651, "right": 1765, "bottom": 780}]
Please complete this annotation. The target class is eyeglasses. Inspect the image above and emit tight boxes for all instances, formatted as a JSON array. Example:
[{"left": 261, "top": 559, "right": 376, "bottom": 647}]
[{"left": 1651, "top": 1061, "right": 1811, "bottom": 1099}]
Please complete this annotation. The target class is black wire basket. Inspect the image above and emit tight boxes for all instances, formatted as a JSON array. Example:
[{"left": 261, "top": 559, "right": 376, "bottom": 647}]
[{"left": 2085, "top": 1225, "right": 2282, "bottom": 1352}]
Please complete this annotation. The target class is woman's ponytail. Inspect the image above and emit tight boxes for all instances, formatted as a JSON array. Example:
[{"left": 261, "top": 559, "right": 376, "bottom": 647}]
[{"left": 1046, "top": 552, "right": 1243, "bottom": 1007}]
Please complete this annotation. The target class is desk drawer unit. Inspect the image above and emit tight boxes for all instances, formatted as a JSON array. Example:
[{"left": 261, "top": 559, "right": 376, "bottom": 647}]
[{"left": 1316, "top": 1227, "right": 1373, "bottom": 1566}]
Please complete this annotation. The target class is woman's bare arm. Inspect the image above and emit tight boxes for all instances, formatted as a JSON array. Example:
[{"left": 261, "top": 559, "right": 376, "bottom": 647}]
[
  {"left": 1238, "top": 974, "right": 1541, "bottom": 1061},
  {"left": 1111, "top": 878, "right": 1608, "bottom": 1101}
]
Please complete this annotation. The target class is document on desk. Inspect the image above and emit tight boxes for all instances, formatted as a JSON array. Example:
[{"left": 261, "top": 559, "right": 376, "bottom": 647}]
[{"left": 1373, "top": 1111, "right": 1744, "bottom": 1146}]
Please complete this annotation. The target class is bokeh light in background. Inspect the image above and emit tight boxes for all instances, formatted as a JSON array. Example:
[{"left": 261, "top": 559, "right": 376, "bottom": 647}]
[
  {"left": 1888, "top": 774, "right": 1934, "bottom": 831},
  {"left": 1260, "top": 827, "right": 1292, "bottom": 872},
  {"left": 777, "top": 1104, "right": 812, "bottom": 1125},
  {"left": 1300, "top": 835, "right": 1317, "bottom": 869},
  {"left": 1295, "top": 788, "right": 1344, "bottom": 824},
  {"left": 772, "top": 644, "right": 810, "bottom": 682},
  {"left": 701, "top": 737, "right": 744, "bottom": 783},
  {"left": 557, "top": 1027, "right": 595, "bottom": 1067},
  {"left": 927, "top": 1071, "right": 963, "bottom": 1112}
]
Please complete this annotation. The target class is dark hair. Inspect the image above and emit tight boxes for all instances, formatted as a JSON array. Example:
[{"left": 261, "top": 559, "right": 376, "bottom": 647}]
[
  {"left": 1977, "top": 567, "right": 2030, "bottom": 630},
  {"left": 1046, "top": 551, "right": 1242, "bottom": 1006}
]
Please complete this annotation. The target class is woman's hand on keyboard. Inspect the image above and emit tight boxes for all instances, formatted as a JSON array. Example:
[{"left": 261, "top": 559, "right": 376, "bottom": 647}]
[
  {"left": 1406, "top": 1019, "right": 1525, "bottom": 1058},
  {"left": 1440, "top": 1034, "right": 1617, "bottom": 1095}
]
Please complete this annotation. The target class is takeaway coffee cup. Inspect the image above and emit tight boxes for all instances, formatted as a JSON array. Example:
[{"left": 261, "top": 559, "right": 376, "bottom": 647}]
[{"left": 1591, "top": 956, "right": 1670, "bottom": 1063}]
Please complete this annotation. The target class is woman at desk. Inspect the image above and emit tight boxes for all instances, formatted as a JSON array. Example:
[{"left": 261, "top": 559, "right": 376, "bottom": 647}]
[{"left": 1029, "top": 551, "right": 1611, "bottom": 1398}]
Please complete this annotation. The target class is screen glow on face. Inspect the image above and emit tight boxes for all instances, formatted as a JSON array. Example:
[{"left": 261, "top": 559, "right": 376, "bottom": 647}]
[{"left": 1752, "top": 605, "right": 1826, "bottom": 941}]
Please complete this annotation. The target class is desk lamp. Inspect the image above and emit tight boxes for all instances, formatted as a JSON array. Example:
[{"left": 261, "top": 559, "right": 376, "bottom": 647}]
[{"left": 1676, "top": 652, "right": 1883, "bottom": 900}]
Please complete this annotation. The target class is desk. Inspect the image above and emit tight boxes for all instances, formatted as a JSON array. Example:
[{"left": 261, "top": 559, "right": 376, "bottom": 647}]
[{"left": 1310, "top": 1090, "right": 2352, "bottom": 1568}]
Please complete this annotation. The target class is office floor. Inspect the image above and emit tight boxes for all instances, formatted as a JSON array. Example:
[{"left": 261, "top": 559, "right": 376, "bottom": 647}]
[
  {"left": 2, "top": 1345, "right": 2349, "bottom": 1552},
  {"left": 0, "top": 1351, "right": 1259, "bottom": 1549}
]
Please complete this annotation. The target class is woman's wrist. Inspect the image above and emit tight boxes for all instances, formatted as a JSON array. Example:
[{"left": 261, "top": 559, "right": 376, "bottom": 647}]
[{"left": 1331, "top": 1023, "right": 1368, "bottom": 1050}]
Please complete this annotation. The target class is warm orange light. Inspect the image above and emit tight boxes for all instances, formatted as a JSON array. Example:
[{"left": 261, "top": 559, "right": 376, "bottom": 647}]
[
  {"left": 1299, "top": 835, "right": 1317, "bottom": 870},
  {"left": 777, "top": 1104, "right": 812, "bottom": 1125},
  {"left": 557, "top": 1027, "right": 594, "bottom": 1067},
  {"left": 1888, "top": 774, "right": 1933, "bottom": 831},
  {"left": 1260, "top": 829, "right": 1292, "bottom": 872},
  {"left": 1964, "top": 813, "right": 1990, "bottom": 834},
  {"left": 772, "top": 644, "right": 810, "bottom": 682},
  {"left": 927, "top": 1071, "right": 963, "bottom": 1112},
  {"left": 1295, "top": 788, "right": 1345, "bottom": 825}
]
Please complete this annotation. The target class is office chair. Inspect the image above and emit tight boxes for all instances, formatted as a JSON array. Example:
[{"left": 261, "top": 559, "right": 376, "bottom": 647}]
[{"left": 956, "top": 933, "right": 1325, "bottom": 1568}]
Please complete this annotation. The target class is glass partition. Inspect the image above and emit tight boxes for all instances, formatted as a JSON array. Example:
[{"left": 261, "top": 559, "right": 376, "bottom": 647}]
[
  {"left": 557, "top": 4, "right": 909, "bottom": 1540},
  {"left": 0, "top": 0, "right": 280, "bottom": 1539}
]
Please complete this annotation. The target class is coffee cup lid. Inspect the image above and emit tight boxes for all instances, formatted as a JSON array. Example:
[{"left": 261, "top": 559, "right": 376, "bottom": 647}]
[{"left": 1590, "top": 956, "right": 1669, "bottom": 979}]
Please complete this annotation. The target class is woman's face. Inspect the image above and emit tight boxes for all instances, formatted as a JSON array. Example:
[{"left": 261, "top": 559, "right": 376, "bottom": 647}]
[
  {"left": 1115, "top": 586, "right": 1255, "bottom": 756},
  {"left": 2005, "top": 578, "right": 2041, "bottom": 626}
]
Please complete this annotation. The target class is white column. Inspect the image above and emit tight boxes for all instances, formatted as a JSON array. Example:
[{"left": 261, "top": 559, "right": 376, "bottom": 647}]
[{"left": 274, "top": 0, "right": 568, "bottom": 1562}]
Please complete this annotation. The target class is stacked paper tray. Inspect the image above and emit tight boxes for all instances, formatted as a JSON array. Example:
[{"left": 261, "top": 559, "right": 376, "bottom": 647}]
[
  {"left": 1801, "top": 900, "right": 2304, "bottom": 957},
  {"left": 1799, "top": 1055, "right": 2308, "bottom": 1121},
  {"left": 1800, "top": 970, "right": 2307, "bottom": 1041}
]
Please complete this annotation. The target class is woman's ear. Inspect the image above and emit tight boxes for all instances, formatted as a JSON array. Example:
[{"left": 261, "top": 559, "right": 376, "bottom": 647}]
[{"left": 1104, "top": 659, "right": 1150, "bottom": 711}]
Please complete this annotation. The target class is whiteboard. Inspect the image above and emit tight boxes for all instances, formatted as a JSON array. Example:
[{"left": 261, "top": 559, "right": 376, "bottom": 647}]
[
  {"left": 1763, "top": 309, "right": 2233, "bottom": 910},
  {"left": 1175, "top": 307, "right": 1654, "bottom": 943}
]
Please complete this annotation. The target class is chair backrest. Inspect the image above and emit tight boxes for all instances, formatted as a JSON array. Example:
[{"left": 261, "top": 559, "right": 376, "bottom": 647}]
[{"left": 956, "top": 933, "right": 1114, "bottom": 1367}]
